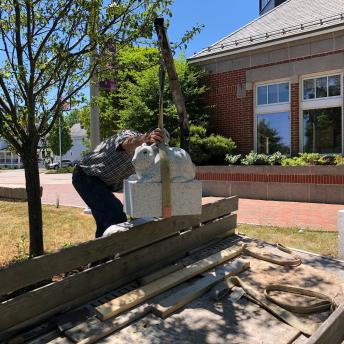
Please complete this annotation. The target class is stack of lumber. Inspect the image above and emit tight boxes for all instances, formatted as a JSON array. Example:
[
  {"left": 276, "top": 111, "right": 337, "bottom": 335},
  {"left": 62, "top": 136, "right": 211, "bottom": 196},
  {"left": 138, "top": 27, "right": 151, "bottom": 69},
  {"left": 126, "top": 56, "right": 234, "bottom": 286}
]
[{"left": 0, "top": 197, "right": 238, "bottom": 342}]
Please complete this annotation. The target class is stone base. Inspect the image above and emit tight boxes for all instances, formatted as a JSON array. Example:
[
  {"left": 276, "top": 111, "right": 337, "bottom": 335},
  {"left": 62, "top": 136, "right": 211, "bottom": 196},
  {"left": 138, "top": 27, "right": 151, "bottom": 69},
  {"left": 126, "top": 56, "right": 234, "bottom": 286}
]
[
  {"left": 0, "top": 184, "right": 44, "bottom": 201},
  {"left": 123, "top": 180, "right": 202, "bottom": 218}
]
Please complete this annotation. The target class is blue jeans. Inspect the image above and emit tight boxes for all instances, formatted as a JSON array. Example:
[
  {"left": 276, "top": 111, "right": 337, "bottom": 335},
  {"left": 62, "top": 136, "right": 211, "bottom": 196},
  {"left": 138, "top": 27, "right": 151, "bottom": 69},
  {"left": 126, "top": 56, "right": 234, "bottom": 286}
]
[{"left": 72, "top": 167, "right": 127, "bottom": 238}]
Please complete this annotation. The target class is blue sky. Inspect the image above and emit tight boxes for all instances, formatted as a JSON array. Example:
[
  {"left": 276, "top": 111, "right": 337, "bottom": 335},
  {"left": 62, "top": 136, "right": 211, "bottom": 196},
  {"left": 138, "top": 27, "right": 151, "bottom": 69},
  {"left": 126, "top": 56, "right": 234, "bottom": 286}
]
[{"left": 168, "top": 0, "right": 259, "bottom": 58}]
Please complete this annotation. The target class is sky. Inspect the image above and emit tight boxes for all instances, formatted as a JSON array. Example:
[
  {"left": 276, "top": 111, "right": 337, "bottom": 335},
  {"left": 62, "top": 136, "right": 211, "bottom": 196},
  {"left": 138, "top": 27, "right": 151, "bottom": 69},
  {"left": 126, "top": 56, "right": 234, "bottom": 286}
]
[{"left": 167, "top": 0, "right": 259, "bottom": 58}]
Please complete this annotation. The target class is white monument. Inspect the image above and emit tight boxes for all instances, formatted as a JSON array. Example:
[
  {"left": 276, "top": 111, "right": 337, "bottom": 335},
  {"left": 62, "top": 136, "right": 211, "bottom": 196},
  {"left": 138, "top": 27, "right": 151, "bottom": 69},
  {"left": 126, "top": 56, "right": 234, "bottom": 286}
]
[{"left": 123, "top": 143, "right": 202, "bottom": 218}]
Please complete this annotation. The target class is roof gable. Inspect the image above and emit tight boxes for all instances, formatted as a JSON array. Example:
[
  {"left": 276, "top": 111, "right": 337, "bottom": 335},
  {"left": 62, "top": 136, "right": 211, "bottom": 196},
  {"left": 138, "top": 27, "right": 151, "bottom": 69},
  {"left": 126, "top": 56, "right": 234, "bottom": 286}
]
[{"left": 190, "top": 0, "right": 344, "bottom": 61}]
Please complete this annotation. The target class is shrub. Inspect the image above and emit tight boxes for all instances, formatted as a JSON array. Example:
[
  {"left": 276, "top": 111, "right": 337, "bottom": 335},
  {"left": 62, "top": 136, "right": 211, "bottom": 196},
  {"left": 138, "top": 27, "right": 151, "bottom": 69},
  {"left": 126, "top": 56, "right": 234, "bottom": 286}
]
[
  {"left": 241, "top": 152, "right": 270, "bottom": 166},
  {"left": 189, "top": 125, "right": 236, "bottom": 165},
  {"left": 335, "top": 155, "right": 344, "bottom": 165},
  {"left": 225, "top": 154, "right": 242, "bottom": 165},
  {"left": 45, "top": 166, "right": 75, "bottom": 174},
  {"left": 282, "top": 153, "right": 328, "bottom": 166},
  {"left": 268, "top": 152, "right": 287, "bottom": 165}
]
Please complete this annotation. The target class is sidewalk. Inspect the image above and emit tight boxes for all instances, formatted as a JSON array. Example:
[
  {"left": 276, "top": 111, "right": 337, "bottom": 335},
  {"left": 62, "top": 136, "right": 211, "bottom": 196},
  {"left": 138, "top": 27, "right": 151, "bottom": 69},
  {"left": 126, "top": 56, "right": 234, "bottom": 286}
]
[
  {"left": 1, "top": 170, "right": 342, "bottom": 232},
  {"left": 41, "top": 183, "right": 342, "bottom": 232}
]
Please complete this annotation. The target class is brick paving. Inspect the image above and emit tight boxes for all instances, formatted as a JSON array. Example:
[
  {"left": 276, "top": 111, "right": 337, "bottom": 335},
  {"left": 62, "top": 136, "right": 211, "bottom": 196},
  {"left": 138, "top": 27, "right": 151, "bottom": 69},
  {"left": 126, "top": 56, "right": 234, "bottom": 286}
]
[
  {"left": 1, "top": 170, "right": 342, "bottom": 232},
  {"left": 238, "top": 198, "right": 342, "bottom": 232},
  {"left": 42, "top": 183, "right": 342, "bottom": 232}
]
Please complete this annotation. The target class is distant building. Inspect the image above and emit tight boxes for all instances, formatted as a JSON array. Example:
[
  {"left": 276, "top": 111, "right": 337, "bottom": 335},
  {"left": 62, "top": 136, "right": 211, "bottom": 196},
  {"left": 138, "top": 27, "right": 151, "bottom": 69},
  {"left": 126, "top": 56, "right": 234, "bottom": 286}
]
[
  {"left": 0, "top": 138, "right": 23, "bottom": 168},
  {"left": 61, "top": 123, "right": 88, "bottom": 162},
  {"left": 260, "top": 0, "right": 288, "bottom": 15},
  {"left": 189, "top": 0, "right": 344, "bottom": 156},
  {"left": 0, "top": 123, "right": 88, "bottom": 168}
]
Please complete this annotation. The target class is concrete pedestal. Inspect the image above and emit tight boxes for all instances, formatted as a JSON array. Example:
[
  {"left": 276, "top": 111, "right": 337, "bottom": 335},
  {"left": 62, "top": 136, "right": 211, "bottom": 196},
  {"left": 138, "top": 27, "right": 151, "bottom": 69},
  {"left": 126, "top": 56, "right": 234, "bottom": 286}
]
[
  {"left": 123, "top": 179, "right": 202, "bottom": 218},
  {"left": 338, "top": 210, "right": 344, "bottom": 260}
]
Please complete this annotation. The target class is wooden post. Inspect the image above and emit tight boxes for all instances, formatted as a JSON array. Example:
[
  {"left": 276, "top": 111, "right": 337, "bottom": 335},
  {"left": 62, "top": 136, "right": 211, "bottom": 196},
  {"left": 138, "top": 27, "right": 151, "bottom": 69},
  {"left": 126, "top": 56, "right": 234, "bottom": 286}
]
[{"left": 154, "top": 18, "right": 190, "bottom": 152}]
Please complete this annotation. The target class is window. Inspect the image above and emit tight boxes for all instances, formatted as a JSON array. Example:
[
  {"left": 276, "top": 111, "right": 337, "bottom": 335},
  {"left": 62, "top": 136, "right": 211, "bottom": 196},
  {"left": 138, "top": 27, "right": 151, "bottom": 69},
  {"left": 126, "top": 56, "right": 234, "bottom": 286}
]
[
  {"left": 301, "top": 72, "right": 343, "bottom": 154},
  {"left": 257, "top": 112, "right": 291, "bottom": 155},
  {"left": 303, "top": 107, "right": 342, "bottom": 154},
  {"left": 303, "top": 74, "right": 341, "bottom": 100},
  {"left": 255, "top": 80, "right": 291, "bottom": 155},
  {"left": 257, "top": 82, "right": 289, "bottom": 105}
]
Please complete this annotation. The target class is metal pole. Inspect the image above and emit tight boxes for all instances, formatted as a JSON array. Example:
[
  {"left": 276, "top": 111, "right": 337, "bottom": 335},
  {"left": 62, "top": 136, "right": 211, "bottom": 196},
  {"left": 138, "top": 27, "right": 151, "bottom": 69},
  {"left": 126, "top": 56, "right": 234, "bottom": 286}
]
[
  {"left": 90, "top": 65, "right": 100, "bottom": 150},
  {"left": 59, "top": 114, "right": 62, "bottom": 166},
  {"left": 89, "top": 3, "right": 100, "bottom": 151}
]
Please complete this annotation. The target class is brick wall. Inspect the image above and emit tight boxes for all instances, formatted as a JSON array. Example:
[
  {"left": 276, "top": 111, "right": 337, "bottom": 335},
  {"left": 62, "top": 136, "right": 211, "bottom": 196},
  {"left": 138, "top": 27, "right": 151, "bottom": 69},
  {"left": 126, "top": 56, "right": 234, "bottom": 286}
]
[
  {"left": 205, "top": 70, "right": 253, "bottom": 154},
  {"left": 203, "top": 50, "right": 343, "bottom": 155},
  {"left": 196, "top": 165, "right": 344, "bottom": 204}
]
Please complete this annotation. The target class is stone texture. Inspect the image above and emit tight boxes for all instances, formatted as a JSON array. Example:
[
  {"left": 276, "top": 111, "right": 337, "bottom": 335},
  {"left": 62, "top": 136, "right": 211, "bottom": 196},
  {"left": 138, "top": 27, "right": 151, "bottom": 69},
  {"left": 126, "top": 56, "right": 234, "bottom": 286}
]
[
  {"left": 0, "top": 184, "right": 27, "bottom": 201},
  {"left": 123, "top": 180, "right": 202, "bottom": 218}
]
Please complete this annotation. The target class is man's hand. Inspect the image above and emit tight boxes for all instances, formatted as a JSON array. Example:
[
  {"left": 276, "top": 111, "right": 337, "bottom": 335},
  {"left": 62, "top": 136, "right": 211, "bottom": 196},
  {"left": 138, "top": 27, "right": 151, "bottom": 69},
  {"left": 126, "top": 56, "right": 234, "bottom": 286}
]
[
  {"left": 121, "top": 128, "right": 169, "bottom": 156},
  {"left": 143, "top": 128, "right": 165, "bottom": 145}
]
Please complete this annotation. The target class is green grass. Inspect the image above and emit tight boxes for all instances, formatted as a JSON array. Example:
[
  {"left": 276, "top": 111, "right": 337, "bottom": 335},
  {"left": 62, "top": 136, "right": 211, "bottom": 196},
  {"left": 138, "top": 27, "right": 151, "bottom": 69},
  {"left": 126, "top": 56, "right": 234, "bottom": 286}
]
[
  {"left": 237, "top": 224, "right": 338, "bottom": 258},
  {"left": 0, "top": 200, "right": 339, "bottom": 268},
  {"left": 0, "top": 200, "right": 94, "bottom": 268}
]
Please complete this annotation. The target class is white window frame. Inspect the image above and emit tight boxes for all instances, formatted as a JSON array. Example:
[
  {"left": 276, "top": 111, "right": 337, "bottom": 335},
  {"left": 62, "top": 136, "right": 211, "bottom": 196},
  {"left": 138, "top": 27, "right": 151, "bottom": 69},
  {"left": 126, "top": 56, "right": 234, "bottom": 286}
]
[
  {"left": 256, "top": 81, "right": 291, "bottom": 107},
  {"left": 299, "top": 70, "right": 344, "bottom": 154},
  {"left": 302, "top": 73, "right": 342, "bottom": 103},
  {"left": 254, "top": 79, "right": 291, "bottom": 154}
]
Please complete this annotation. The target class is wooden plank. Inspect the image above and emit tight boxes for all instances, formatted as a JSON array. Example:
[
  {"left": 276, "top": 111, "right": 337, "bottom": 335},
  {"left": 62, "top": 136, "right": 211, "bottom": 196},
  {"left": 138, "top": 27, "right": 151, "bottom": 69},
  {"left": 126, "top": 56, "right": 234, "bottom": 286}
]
[
  {"left": 64, "top": 304, "right": 152, "bottom": 344},
  {"left": 138, "top": 263, "right": 184, "bottom": 286},
  {"left": 306, "top": 303, "right": 344, "bottom": 344},
  {"left": 0, "top": 197, "right": 237, "bottom": 297},
  {"left": 153, "top": 259, "right": 250, "bottom": 318},
  {"left": 95, "top": 245, "right": 243, "bottom": 320},
  {"left": 0, "top": 214, "right": 237, "bottom": 338}
]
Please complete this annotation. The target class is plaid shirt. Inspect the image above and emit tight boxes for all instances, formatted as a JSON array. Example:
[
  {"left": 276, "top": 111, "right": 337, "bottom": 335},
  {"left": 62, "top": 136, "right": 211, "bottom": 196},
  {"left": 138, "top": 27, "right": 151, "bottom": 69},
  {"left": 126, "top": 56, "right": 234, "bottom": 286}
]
[{"left": 79, "top": 130, "right": 141, "bottom": 191}]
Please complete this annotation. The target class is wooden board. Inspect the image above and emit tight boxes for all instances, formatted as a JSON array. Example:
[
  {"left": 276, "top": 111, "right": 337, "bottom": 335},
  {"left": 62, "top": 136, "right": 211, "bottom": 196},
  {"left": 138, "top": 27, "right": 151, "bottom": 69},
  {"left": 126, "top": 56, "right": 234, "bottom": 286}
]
[
  {"left": 64, "top": 304, "right": 152, "bottom": 344},
  {"left": 0, "top": 214, "right": 237, "bottom": 338},
  {"left": 0, "top": 197, "right": 237, "bottom": 297},
  {"left": 95, "top": 245, "right": 243, "bottom": 320},
  {"left": 306, "top": 303, "right": 344, "bottom": 344},
  {"left": 153, "top": 259, "right": 249, "bottom": 318}
]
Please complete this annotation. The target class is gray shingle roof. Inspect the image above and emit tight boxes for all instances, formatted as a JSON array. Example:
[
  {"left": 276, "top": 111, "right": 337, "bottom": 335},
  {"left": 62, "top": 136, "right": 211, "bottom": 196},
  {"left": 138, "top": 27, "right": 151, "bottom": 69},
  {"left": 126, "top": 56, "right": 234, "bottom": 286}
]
[{"left": 190, "top": 0, "right": 344, "bottom": 61}]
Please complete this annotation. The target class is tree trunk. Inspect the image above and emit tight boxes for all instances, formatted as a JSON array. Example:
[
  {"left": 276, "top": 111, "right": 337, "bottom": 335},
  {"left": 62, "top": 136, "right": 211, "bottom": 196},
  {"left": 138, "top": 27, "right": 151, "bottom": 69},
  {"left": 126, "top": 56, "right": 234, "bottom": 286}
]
[{"left": 23, "top": 145, "right": 44, "bottom": 257}]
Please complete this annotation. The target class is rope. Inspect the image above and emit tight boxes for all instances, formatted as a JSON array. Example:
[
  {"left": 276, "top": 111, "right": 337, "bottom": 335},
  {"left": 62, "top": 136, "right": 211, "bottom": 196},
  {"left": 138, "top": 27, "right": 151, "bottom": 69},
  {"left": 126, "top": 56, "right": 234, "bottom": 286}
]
[
  {"left": 157, "top": 57, "right": 171, "bottom": 218},
  {"left": 224, "top": 244, "right": 337, "bottom": 336},
  {"left": 226, "top": 276, "right": 320, "bottom": 336},
  {"left": 264, "top": 284, "right": 337, "bottom": 314},
  {"left": 241, "top": 243, "right": 302, "bottom": 267}
]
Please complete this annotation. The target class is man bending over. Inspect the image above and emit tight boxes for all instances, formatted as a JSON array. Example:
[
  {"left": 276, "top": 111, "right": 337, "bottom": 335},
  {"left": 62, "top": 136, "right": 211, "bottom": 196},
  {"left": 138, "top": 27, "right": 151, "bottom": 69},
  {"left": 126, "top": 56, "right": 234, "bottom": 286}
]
[{"left": 72, "top": 128, "right": 165, "bottom": 238}]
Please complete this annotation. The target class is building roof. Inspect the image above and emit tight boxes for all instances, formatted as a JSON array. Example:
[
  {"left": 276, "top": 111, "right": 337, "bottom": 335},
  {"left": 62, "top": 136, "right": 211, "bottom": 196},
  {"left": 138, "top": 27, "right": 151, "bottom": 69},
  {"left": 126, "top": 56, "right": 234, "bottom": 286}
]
[{"left": 190, "top": 0, "right": 344, "bottom": 62}]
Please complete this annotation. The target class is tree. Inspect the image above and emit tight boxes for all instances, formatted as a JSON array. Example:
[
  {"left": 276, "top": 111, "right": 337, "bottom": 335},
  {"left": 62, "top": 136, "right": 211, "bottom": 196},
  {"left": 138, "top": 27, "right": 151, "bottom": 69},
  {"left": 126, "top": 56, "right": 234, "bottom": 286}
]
[
  {"left": 79, "top": 47, "right": 210, "bottom": 141},
  {"left": 257, "top": 119, "right": 289, "bottom": 155},
  {"left": 0, "top": 0, "right": 176, "bottom": 256},
  {"left": 48, "top": 117, "right": 73, "bottom": 156}
]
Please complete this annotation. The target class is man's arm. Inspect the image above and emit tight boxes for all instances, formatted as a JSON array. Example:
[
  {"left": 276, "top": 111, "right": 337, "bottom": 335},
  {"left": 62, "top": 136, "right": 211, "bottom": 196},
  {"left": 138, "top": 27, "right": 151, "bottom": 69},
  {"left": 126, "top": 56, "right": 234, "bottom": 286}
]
[{"left": 120, "top": 128, "right": 165, "bottom": 155}]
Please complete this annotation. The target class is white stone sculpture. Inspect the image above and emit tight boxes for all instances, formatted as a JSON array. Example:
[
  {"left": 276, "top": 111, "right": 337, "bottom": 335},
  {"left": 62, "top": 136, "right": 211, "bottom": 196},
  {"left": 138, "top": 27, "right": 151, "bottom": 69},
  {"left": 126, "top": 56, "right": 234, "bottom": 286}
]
[{"left": 129, "top": 143, "right": 195, "bottom": 183}]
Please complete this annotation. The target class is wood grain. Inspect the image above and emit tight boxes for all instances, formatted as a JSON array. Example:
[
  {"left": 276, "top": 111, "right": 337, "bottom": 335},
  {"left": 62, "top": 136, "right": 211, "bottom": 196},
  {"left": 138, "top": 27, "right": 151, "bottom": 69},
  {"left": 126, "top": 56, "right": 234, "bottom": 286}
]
[
  {"left": 153, "top": 259, "right": 250, "bottom": 318},
  {"left": 306, "top": 303, "right": 344, "bottom": 344},
  {"left": 0, "top": 197, "right": 238, "bottom": 297},
  {"left": 95, "top": 245, "right": 242, "bottom": 320},
  {"left": 0, "top": 214, "right": 237, "bottom": 337}
]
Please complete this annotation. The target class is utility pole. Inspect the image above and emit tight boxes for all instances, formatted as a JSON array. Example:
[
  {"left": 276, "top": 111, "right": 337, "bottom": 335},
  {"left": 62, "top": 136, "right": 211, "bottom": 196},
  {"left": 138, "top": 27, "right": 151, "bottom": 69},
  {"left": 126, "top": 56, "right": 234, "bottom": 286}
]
[
  {"left": 59, "top": 114, "right": 62, "bottom": 166},
  {"left": 89, "top": 3, "right": 100, "bottom": 151},
  {"left": 90, "top": 61, "right": 100, "bottom": 150}
]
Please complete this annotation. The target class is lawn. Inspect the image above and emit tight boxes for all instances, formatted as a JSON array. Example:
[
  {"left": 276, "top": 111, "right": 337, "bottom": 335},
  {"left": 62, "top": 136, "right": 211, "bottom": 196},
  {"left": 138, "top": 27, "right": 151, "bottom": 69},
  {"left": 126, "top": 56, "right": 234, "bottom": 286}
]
[
  {"left": 0, "top": 200, "right": 94, "bottom": 268},
  {"left": 0, "top": 200, "right": 339, "bottom": 268},
  {"left": 237, "top": 224, "right": 338, "bottom": 258}
]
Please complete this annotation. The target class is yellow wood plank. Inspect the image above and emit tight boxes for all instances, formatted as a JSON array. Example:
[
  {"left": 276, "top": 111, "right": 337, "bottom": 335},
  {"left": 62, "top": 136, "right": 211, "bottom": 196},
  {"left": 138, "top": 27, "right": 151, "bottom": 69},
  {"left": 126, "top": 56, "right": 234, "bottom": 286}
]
[{"left": 95, "top": 246, "right": 242, "bottom": 320}]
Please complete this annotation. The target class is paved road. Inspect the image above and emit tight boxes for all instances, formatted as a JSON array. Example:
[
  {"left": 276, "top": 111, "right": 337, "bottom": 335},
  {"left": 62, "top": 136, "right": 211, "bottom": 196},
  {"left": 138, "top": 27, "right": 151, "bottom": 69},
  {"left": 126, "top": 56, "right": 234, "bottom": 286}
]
[{"left": 0, "top": 169, "right": 343, "bottom": 231}]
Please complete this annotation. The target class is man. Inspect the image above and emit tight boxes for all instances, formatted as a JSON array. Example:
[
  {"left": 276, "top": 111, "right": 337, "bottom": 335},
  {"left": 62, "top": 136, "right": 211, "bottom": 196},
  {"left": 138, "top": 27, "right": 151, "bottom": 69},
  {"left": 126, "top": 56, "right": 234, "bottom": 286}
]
[{"left": 72, "top": 128, "right": 165, "bottom": 238}]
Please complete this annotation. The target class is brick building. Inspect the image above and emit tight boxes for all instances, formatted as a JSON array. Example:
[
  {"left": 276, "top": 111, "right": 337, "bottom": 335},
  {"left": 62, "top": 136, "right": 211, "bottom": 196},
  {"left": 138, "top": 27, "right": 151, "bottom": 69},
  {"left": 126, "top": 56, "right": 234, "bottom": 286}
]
[{"left": 189, "top": 0, "right": 344, "bottom": 156}]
